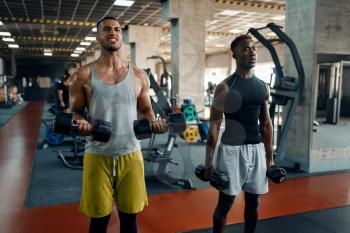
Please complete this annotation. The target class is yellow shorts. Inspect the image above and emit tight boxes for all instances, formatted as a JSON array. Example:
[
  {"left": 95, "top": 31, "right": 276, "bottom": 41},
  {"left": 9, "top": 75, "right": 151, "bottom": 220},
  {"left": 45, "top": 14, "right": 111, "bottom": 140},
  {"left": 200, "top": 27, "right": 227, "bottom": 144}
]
[{"left": 79, "top": 151, "right": 148, "bottom": 217}]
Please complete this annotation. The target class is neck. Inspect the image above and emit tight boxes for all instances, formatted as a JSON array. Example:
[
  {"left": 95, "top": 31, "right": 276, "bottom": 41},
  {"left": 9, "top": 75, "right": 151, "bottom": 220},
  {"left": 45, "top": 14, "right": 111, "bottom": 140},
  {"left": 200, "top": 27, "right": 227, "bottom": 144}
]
[
  {"left": 97, "top": 49, "right": 124, "bottom": 69},
  {"left": 234, "top": 66, "right": 254, "bottom": 78}
]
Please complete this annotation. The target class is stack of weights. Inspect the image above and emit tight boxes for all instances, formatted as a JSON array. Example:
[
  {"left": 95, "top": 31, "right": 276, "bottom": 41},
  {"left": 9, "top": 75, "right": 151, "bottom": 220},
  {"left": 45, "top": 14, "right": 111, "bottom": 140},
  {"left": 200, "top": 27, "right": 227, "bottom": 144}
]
[{"left": 180, "top": 98, "right": 199, "bottom": 143}]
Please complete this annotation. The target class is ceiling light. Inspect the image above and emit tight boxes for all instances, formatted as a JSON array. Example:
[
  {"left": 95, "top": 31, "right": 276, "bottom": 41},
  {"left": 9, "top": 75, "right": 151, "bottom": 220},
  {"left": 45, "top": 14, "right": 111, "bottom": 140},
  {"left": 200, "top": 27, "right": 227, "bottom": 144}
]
[
  {"left": 80, "top": 41, "right": 91, "bottom": 46},
  {"left": 85, "top": 36, "right": 96, "bottom": 41},
  {"left": 44, "top": 52, "right": 52, "bottom": 56},
  {"left": 271, "top": 15, "right": 285, "bottom": 21},
  {"left": 0, "top": 32, "right": 11, "bottom": 36},
  {"left": 76, "top": 47, "right": 86, "bottom": 51},
  {"left": 74, "top": 50, "right": 83, "bottom": 54},
  {"left": 143, "top": 23, "right": 149, "bottom": 26},
  {"left": 92, "top": 27, "right": 97, "bottom": 32},
  {"left": 71, "top": 54, "right": 79, "bottom": 57},
  {"left": 8, "top": 44, "right": 19, "bottom": 48},
  {"left": 44, "top": 49, "right": 52, "bottom": 53},
  {"left": 2, "top": 37, "right": 15, "bottom": 42},
  {"left": 114, "top": 0, "right": 135, "bottom": 7},
  {"left": 215, "top": 44, "right": 226, "bottom": 48},
  {"left": 218, "top": 10, "right": 241, "bottom": 16},
  {"left": 229, "top": 29, "right": 242, "bottom": 34},
  {"left": 0, "top": 21, "right": 3, "bottom": 25}
]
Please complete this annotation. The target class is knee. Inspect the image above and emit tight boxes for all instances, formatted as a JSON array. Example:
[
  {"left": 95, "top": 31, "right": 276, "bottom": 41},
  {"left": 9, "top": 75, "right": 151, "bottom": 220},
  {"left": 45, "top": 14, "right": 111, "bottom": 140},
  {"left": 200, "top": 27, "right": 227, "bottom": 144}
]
[
  {"left": 216, "top": 196, "right": 234, "bottom": 216},
  {"left": 245, "top": 194, "right": 260, "bottom": 211}
]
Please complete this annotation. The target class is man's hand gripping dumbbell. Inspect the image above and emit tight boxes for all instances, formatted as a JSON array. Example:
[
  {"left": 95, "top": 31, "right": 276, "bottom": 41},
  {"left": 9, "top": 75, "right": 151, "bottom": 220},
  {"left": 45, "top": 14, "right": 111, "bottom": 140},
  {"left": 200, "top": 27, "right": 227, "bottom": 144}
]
[
  {"left": 53, "top": 112, "right": 112, "bottom": 142},
  {"left": 133, "top": 112, "right": 187, "bottom": 139},
  {"left": 195, "top": 164, "right": 230, "bottom": 191}
]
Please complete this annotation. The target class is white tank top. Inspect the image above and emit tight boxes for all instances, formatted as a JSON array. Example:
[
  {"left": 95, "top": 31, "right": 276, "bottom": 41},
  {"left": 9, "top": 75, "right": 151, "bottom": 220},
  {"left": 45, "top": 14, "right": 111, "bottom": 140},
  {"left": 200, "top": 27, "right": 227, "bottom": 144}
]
[{"left": 85, "top": 64, "right": 140, "bottom": 157}]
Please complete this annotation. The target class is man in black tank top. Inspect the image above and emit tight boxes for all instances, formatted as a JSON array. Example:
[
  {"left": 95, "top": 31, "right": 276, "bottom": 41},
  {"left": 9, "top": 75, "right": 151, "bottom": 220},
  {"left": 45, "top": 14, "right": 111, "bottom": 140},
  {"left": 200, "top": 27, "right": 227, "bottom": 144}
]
[
  {"left": 56, "top": 70, "right": 70, "bottom": 113},
  {"left": 204, "top": 34, "right": 273, "bottom": 233}
]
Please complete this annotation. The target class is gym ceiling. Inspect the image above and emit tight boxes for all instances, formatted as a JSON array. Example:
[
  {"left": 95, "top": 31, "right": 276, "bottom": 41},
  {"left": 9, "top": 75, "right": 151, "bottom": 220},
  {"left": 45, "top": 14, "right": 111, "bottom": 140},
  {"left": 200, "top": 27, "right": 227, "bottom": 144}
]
[{"left": 0, "top": 0, "right": 285, "bottom": 63}]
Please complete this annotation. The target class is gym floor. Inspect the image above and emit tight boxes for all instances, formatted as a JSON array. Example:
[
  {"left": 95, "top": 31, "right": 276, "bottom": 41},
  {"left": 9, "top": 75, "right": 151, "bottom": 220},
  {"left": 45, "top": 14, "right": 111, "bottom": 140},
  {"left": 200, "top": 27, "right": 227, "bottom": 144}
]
[{"left": 1, "top": 101, "right": 350, "bottom": 233}]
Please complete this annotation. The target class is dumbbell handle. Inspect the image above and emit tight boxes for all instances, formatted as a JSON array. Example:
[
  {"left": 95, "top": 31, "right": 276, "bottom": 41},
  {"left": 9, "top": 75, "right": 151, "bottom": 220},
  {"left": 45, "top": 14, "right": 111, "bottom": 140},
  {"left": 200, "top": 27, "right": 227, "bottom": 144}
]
[{"left": 134, "top": 112, "right": 186, "bottom": 140}]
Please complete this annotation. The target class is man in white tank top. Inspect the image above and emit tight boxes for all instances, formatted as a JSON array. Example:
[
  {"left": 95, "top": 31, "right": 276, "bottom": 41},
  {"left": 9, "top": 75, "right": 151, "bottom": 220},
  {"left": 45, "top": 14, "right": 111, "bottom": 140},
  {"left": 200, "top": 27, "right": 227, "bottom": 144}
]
[{"left": 68, "top": 16, "right": 166, "bottom": 233}]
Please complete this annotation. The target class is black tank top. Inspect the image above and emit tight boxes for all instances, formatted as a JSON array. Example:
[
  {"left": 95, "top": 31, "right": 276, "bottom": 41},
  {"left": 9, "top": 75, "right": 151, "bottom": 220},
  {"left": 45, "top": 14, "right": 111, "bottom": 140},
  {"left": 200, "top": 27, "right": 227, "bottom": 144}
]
[{"left": 221, "top": 73, "right": 267, "bottom": 145}]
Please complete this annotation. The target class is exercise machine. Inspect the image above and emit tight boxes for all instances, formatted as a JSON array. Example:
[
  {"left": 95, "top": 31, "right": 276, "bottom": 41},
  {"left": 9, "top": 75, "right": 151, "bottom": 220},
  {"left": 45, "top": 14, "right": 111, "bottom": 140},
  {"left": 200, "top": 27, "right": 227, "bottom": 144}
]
[
  {"left": 142, "top": 69, "right": 194, "bottom": 189},
  {"left": 248, "top": 23, "right": 305, "bottom": 168}
]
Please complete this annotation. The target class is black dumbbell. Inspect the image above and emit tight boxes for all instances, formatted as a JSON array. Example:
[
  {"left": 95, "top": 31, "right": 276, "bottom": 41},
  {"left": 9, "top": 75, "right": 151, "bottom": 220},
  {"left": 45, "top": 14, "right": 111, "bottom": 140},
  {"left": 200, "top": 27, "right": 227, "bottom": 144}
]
[
  {"left": 53, "top": 112, "right": 111, "bottom": 142},
  {"left": 133, "top": 112, "right": 187, "bottom": 140},
  {"left": 195, "top": 164, "right": 230, "bottom": 190},
  {"left": 266, "top": 165, "right": 287, "bottom": 184}
]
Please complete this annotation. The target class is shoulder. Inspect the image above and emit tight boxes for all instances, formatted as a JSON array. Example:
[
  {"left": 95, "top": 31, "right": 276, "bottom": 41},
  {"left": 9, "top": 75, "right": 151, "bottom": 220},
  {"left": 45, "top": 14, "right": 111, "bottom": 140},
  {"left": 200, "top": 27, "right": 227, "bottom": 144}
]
[
  {"left": 254, "top": 76, "right": 270, "bottom": 97},
  {"left": 131, "top": 64, "right": 149, "bottom": 85},
  {"left": 214, "top": 79, "right": 230, "bottom": 96},
  {"left": 71, "top": 64, "right": 91, "bottom": 83}
]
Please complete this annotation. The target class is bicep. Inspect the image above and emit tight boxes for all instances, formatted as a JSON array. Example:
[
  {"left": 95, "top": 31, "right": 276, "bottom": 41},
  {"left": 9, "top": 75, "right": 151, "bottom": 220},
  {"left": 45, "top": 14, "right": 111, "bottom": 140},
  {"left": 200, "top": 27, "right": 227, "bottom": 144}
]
[
  {"left": 69, "top": 74, "right": 87, "bottom": 114},
  {"left": 136, "top": 73, "right": 154, "bottom": 118}
]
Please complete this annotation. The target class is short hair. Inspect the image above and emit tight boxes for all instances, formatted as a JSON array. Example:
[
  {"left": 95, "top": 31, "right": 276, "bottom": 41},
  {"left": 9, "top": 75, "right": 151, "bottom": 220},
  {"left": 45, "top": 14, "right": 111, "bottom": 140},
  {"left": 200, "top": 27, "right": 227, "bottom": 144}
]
[
  {"left": 230, "top": 34, "right": 253, "bottom": 53},
  {"left": 96, "top": 16, "right": 119, "bottom": 29}
]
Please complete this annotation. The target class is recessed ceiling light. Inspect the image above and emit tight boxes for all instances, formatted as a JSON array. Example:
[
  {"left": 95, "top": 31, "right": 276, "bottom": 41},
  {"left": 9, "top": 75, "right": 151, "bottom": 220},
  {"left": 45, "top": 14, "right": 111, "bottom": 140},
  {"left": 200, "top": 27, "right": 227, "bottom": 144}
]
[
  {"left": 0, "top": 32, "right": 11, "bottom": 36},
  {"left": 8, "top": 44, "right": 19, "bottom": 48},
  {"left": 229, "top": 29, "right": 242, "bottom": 34},
  {"left": 85, "top": 36, "right": 96, "bottom": 41},
  {"left": 74, "top": 50, "right": 83, "bottom": 54},
  {"left": 44, "top": 52, "right": 53, "bottom": 56},
  {"left": 143, "top": 23, "right": 149, "bottom": 26},
  {"left": 114, "top": 0, "right": 135, "bottom": 7},
  {"left": 76, "top": 47, "right": 86, "bottom": 51},
  {"left": 71, "top": 54, "right": 79, "bottom": 57},
  {"left": 80, "top": 42, "right": 91, "bottom": 46},
  {"left": 218, "top": 10, "right": 241, "bottom": 16},
  {"left": 44, "top": 49, "right": 52, "bottom": 53},
  {"left": 2, "top": 37, "right": 15, "bottom": 42},
  {"left": 271, "top": 15, "right": 285, "bottom": 21}
]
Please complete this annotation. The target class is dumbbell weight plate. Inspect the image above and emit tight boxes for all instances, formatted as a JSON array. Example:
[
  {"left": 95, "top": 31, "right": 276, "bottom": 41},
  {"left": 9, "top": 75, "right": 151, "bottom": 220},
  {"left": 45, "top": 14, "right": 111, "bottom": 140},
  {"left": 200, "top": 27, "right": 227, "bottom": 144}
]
[
  {"left": 181, "top": 125, "right": 199, "bottom": 143},
  {"left": 133, "top": 118, "right": 153, "bottom": 140},
  {"left": 53, "top": 112, "right": 73, "bottom": 135},
  {"left": 168, "top": 112, "right": 186, "bottom": 133}
]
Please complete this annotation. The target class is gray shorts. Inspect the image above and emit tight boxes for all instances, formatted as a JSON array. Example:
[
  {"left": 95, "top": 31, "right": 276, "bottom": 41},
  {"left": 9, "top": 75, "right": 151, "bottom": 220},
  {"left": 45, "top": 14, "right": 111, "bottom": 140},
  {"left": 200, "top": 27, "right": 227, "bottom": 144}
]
[{"left": 215, "top": 142, "right": 268, "bottom": 196}]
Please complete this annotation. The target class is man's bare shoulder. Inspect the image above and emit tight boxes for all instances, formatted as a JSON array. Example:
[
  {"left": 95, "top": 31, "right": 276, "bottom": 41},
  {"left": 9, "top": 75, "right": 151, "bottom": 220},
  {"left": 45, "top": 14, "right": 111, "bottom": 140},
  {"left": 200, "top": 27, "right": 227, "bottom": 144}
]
[
  {"left": 72, "top": 64, "right": 91, "bottom": 82},
  {"left": 214, "top": 80, "right": 229, "bottom": 96},
  {"left": 132, "top": 65, "right": 149, "bottom": 85}
]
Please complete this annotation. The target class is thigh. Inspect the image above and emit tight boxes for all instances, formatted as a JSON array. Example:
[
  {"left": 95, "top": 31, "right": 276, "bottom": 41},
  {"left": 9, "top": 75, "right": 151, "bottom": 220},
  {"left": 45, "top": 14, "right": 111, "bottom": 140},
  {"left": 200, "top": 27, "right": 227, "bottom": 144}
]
[
  {"left": 215, "top": 143, "right": 248, "bottom": 196},
  {"left": 243, "top": 144, "right": 268, "bottom": 194},
  {"left": 115, "top": 151, "right": 148, "bottom": 214},
  {"left": 80, "top": 153, "right": 115, "bottom": 218}
]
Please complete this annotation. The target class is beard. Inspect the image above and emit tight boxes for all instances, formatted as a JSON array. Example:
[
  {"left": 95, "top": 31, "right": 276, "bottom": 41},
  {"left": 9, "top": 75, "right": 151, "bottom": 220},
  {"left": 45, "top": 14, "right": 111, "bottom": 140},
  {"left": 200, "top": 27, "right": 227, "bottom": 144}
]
[{"left": 100, "top": 41, "right": 121, "bottom": 52}]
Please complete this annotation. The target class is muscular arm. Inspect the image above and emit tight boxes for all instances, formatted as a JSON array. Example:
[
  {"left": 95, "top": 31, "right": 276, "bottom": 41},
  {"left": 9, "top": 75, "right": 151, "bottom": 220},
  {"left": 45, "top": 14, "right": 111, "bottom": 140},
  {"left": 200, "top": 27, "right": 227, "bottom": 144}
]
[
  {"left": 205, "top": 82, "right": 229, "bottom": 169},
  {"left": 135, "top": 68, "right": 156, "bottom": 122},
  {"left": 69, "top": 66, "right": 91, "bottom": 116},
  {"left": 260, "top": 86, "right": 273, "bottom": 165},
  {"left": 68, "top": 66, "right": 92, "bottom": 135}
]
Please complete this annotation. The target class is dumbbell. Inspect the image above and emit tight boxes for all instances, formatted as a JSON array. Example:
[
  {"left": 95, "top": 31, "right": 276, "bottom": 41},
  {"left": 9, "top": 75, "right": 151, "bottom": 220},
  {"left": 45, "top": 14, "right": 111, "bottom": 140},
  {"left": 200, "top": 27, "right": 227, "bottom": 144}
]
[
  {"left": 53, "top": 112, "right": 112, "bottom": 142},
  {"left": 133, "top": 112, "right": 187, "bottom": 140},
  {"left": 266, "top": 165, "right": 287, "bottom": 184},
  {"left": 195, "top": 164, "right": 230, "bottom": 190}
]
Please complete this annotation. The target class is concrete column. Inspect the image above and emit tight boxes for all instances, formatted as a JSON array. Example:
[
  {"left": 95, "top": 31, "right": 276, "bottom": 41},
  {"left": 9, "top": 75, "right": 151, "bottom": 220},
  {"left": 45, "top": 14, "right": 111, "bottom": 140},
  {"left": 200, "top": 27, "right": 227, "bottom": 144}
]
[
  {"left": 282, "top": 0, "right": 317, "bottom": 172},
  {"left": 123, "top": 25, "right": 161, "bottom": 73},
  {"left": 162, "top": 0, "right": 213, "bottom": 109},
  {"left": 0, "top": 57, "right": 4, "bottom": 74},
  {"left": 283, "top": 0, "right": 350, "bottom": 172}
]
